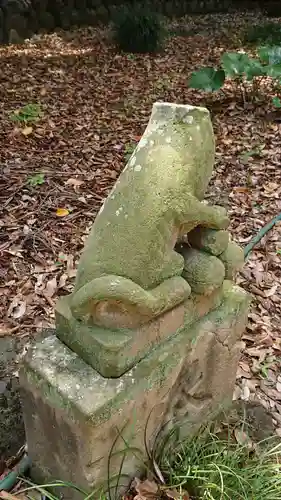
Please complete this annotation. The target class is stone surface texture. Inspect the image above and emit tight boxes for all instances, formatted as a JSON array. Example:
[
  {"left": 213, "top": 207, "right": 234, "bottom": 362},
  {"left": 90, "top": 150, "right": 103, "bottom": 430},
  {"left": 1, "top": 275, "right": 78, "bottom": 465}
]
[{"left": 20, "top": 102, "right": 250, "bottom": 498}]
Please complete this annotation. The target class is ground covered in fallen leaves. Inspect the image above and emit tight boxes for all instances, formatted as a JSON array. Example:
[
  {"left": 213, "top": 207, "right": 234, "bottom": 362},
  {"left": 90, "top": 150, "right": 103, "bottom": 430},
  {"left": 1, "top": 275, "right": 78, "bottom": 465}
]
[{"left": 1, "top": 12, "right": 281, "bottom": 432}]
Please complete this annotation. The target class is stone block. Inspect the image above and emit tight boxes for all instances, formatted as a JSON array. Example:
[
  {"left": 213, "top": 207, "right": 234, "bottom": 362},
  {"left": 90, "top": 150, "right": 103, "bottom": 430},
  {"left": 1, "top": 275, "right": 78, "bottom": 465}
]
[
  {"left": 20, "top": 333, "right": 183, "bottom": 498},
  {"left": 20, "top": 282, "right": 249, "bottom": 498}
]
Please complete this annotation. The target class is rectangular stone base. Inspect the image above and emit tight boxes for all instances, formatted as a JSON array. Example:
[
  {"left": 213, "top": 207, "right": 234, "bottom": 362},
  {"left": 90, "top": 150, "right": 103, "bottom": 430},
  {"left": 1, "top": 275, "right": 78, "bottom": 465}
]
[{"left": 20, "top": 283, "right": 249, "bottom": 499}]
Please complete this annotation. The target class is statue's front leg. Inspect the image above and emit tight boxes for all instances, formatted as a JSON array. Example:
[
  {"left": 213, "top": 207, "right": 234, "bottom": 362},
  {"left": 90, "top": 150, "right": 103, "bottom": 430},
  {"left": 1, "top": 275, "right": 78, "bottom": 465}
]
[
  {"left": 177, "top": 195, "right": 229, "bottom": 237},
  {"left": 195, "top": 200, "right": 230, "bottom": 230},
  {"left": 187, "top": 227, "right": 229, "bottom": 256},
  {"left": 219, "top": 241, "right": 244, "bottom": 279}
]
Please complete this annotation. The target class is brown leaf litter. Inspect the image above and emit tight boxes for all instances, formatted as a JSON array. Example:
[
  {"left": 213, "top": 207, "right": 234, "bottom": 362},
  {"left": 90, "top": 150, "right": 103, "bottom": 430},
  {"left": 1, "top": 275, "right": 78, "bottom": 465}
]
[{"left": 0, "top": 12, "right": 281, "bottom": 439}]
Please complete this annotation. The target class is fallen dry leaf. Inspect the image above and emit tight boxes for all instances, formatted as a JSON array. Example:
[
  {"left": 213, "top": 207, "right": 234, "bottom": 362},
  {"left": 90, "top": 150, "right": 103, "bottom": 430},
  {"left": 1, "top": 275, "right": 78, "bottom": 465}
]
[
  {"left": 276, "top": 382, "right": 281, "bottom": 393},
  {"left": 240, "top": 383, "right": 250, "bottom": 401},
  {"left": 44, "top": 277, "right": 58, "bottom": 298},
  {"left": 166, "top": 488, "right": 190, "bottom": 499},
  {"left": 133, "top": 478, "right": 159, "bottom": 499},
  {"left": 21, "top": 126, "right": 33, "bottom": 136},
  {"left": 65, "top": 178, "right": 84, "bottom": 190},
  {"left": 234, "top": 429, "right": 253, "bottom": 449},
  {"left": 56, "top": 208, "right": 70, "bottom": 217},
  {"left": 7, "top": 297, "right": 26, "bottom": 319},
  {"left": 0, "top": 491, "right": 27, "bottom": 500}
]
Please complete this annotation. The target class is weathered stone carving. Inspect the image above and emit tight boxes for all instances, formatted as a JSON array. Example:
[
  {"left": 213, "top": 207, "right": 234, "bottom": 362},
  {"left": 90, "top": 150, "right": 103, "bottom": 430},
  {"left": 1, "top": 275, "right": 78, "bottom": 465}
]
[
  {"left": 55, "top": 102, "right": 244, "bottom": 377},
  {"left": 175, "top": 231, "right": 244, "bottom": 296},
  {"left": 20, "top": 102, "right": 250, "bottom": 499},
  {"left": 57, "top": 103, "right": 231, "bottom": 327}
]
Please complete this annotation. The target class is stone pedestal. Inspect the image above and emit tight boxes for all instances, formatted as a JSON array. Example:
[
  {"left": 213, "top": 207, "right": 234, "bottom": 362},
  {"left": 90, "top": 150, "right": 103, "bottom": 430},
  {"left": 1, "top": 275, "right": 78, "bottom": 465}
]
[{"left": 20, "top": 282, "right": 249, "bottom": 498}]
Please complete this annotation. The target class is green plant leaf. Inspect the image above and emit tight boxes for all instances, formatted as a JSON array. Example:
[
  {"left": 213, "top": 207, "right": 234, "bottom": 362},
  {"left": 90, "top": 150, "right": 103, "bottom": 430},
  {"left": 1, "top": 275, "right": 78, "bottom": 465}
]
[
  {"left": 240, "top": 147, "right": 263, "bottom": 163},
  {"left": 221, "top": 52, "right": 251, "bottom": 78},
  {"left": 124, "top": 141, "right": 137, "bottom": 162},
  {"left": 244, "top": 22, "right": 281, "bottom": 46},
  {"left": 265, "top": 63, "right": 281, "bottom": 78},
  {"left": 11, "top": 103, "right": 43, "bottom": 124},
  {"left": 244, "top": 58, "right": 265, "bottom": 80},
  {"left": 258, "top": 45, "right": 281, "bottom": 64},
  {"left": 27, "top": 173, "right": 45, "bottom": 186},
  {"left": 188, "top": 68, "right": 225, "bottom": 92}
]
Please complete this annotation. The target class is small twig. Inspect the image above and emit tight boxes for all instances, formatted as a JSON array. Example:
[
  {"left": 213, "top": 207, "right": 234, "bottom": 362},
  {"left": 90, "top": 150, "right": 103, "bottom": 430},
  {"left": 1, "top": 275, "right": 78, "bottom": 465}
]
[
  {"left": 3, "top": 183, "right": 26, "bottom": 209},
  {"left": 0, "top": 325, "right": 21, "bottom": 337},
  {"left": 42, "top": 292, "right": 55, "bottom": 308},
  {"left": 0, "top": 490, "right": 21, "bottom": 500},
  {"left": 241, "top": 80, "right": 248, "bottom": 107}
]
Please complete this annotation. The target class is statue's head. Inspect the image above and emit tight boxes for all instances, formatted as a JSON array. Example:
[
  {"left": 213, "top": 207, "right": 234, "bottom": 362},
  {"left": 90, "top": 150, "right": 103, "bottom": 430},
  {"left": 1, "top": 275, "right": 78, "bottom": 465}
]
[{"left": 150, "top": 102, "right": 215, "bottom": 201}]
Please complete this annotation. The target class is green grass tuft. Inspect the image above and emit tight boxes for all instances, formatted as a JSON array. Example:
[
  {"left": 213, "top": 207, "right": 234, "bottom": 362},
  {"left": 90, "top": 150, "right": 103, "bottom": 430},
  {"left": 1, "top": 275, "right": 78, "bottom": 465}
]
[{"left": 159, "top": 426, "right": 281, "bottom": 500}]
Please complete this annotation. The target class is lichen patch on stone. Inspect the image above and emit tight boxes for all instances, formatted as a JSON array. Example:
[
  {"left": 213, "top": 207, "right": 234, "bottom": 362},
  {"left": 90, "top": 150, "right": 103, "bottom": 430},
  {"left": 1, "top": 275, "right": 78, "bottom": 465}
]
[
  {"left": 138, "top": 138, "right": 148, "bottom": 149},
  {"left": 130, "top": 156, "right": 136, "bottom": 167},
  {"left": 183, "top": 115, "right": 194, "bottom": 124}
]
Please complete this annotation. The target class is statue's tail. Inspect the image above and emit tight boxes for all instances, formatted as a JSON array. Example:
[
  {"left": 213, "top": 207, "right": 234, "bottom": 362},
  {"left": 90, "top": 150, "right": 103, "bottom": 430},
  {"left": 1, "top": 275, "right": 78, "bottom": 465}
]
[{"left": 70, "top": 275, "right": 191, "bottom": 329}]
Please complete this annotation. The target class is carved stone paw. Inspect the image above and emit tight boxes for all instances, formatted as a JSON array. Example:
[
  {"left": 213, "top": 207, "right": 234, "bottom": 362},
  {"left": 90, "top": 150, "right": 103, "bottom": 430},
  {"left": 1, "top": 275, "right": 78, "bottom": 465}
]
[
  {"left": 175, "top": 244, "right": 225, "bottom": 296},
  {"left": 188, "top": 227, "right": 229, "bottom": 256},
  {"left": 219, "top": 240, "right": 244, "bottom": 279},
  {"left": 211, "top": 205, "right": 230, "bottom": 230}
]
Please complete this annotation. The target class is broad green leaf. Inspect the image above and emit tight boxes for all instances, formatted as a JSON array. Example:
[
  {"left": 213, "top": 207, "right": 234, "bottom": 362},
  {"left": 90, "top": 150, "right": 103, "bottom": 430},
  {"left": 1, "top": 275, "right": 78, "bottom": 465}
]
[
  {"left": 265, "top": 63, "right": 281, "bottom": 78},
  {"left": 188, "top": 68, "right": 225, "bottom": 92},
  {"left": 272, "top": 96, "right": 281, "bottom": 108},
  {"left": 258, "top": 45, "right": 281, "bottom": 64},
  {"left": 221, "top": 52, "right": 251, "bottom": 77},
  {"left": 244, "top": 58, "right": 265, "bottom": 80},
  {"left": 258, "top": 46, "right": 270, "bottom": 63}
]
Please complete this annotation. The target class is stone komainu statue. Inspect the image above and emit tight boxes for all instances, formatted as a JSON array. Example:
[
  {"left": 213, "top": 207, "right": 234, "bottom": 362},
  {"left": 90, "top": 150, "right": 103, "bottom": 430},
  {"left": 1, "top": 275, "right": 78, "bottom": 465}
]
[
  {"left": 21, "top": 104, "right": 249, "bottom": 492},
  {"left": 57, "top": 102, "right": 244, "bottom": 331}
]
